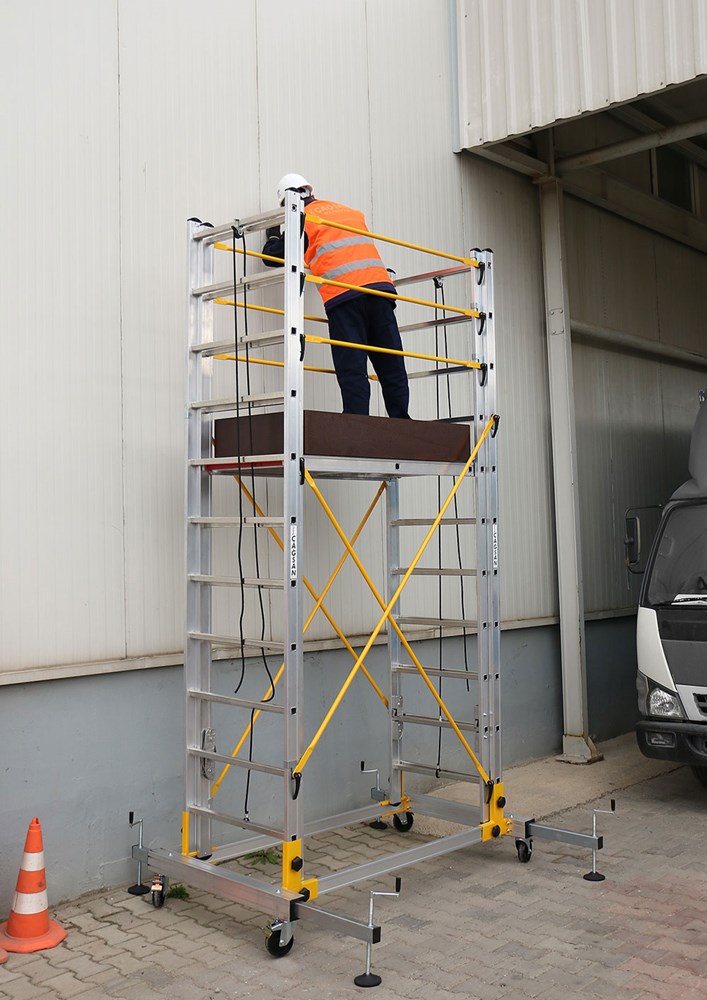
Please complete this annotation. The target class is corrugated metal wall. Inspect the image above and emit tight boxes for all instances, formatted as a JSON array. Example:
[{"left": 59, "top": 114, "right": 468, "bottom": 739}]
[
  {"left": 2, "top": 0, "right": 559, "bottom": 682},
  {"left": 1, "top": 2, "right": 125, "bottom": 672},
  {"left": 567, "top": 195, "right": 707, "bottom": 614},
  {"left": 4, "top": 0, "right": 704, "bottom": 682},
  {"left": 455, "top": 0, "right": 707, "bottom": 147}
]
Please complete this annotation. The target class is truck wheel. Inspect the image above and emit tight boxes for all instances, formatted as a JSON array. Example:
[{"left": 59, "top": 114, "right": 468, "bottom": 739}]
[{"left": 691, "top": 766, "right": 707, "bottom": 787}]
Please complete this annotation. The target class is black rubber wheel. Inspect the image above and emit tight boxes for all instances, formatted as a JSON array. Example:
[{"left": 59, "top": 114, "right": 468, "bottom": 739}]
[
  {"left": 692, "top": 766, "right": 707, "bottom": 787},
  {"left": 151, "top": 889, "right": 165, "bottom": 908},
  {"left": 393, "top": 811, "right": 414, "bottom": 833},
  {"left": 515, "top": 839, "right": 532, "bottom": 864},
  {"left": 266, "top": 928, "right": 294, "bottom": 957}
]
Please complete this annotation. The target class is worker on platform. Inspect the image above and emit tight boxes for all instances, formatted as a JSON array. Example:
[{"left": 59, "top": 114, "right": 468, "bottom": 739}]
[{"left": 263, "top": 174, "right": 410, "bottom": 419}]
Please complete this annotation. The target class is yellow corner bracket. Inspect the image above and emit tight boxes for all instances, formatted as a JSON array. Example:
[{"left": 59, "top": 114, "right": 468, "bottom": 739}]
[
  {"left": 480, "top": 781, "right": 513, "bottom": 842},
  {"left": 281, "top": 840, "right": 319, "bottom": 901}
]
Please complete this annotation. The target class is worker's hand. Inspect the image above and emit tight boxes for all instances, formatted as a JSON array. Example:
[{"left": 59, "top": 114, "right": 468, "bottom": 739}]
[{"left": 265, "top": 226, "right": 281, "bottom": 239}]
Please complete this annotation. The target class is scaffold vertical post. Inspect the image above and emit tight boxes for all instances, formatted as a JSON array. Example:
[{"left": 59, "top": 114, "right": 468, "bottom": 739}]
[
  {"left": 386, "top": 478, "right": 403, "bottom": 807},
  {"left": 474, "top": 249, "right": 501, "bottom": 812},
  {"left": 282, "top": 190, "right": 306, "bottom": 865},
  {"left": 185, "top": 220, "right": 214, "bottom": 856}
]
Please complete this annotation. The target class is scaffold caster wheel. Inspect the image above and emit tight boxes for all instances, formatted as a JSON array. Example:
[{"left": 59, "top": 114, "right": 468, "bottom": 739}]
[
  {"left": 515, "top": 839, "right": 532, "bottom": 864},
  {"left": 151, "top": 888, "right": 165, "bottom": 908},
  {"left": 265, "top": 927, "right": 294, "bottom": 957},
  {"left": 392, "top": 811, "right": 414, "bottom": 833}
]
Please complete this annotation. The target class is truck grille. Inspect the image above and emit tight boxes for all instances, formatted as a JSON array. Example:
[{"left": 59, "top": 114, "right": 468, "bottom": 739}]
[{"left": 694, "top": 693, "right": 707, "bottom": 718}]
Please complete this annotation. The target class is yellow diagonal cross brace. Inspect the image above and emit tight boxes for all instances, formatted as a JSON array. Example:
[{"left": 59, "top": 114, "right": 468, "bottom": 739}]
[
  {"left": 214, "top": 241, "right": 283, "bottom": 266},
  {"left": 214, "top": 296, "right": 328, "bottom": 324},
  {"left": 295, "top": 415, "right": 499, "bottom": 779},
  {"left": 306, "top": 273, "right": 479, "bottom": 317},
  {"left": 210, "top": 478, "right": 388, "bottom": 797},
  {"left": 304, "top": 214, "right": 480, "bottom": 268},
  {"left": 305, "top": 334, "right": 481, "bottom": 370},
  {"left": 213, "top": 353, "right": 336, "bottom": 377}
]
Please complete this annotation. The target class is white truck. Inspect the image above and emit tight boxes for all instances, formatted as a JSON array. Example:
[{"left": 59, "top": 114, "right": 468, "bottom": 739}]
[{"left": 633, "top": 394, "right": 707, "bottom": 784}]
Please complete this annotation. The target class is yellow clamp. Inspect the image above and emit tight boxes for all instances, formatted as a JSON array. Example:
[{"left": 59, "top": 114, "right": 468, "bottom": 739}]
[
  {"left": 480, "top": 781, "right": 513, "bottom": 842},
  {"left": 281, "top": 840, "right": 319, "bottom": 901}
]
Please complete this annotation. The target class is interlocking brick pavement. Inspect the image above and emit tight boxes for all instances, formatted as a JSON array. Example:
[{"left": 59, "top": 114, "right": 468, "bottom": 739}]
[{"left": 1, "top": 735, "right": 706, "bottom": 999}]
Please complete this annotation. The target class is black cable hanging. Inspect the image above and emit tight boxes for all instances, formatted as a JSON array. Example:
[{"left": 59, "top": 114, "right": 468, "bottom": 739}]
[
  {"left": 432, "top": 277, "right": 474, "bottom": 775},
  {"left": 237, "top": 229, "right": 276, "bottom": 823},
  {"left": 231, "top": 228, "right": 248, "bottom": 699},
  {"left": 433, "top": 281, "right": 444, "bottom": 773},
  {"left": 439, "top": 282, "right": 471, "bottom": 695}
]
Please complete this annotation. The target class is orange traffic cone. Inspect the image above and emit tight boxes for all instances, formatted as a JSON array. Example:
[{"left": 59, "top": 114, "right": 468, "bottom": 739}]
[
  {"left": 0, "top": 817, "right": 67, "bottom": 953},
  {"left": 0, "top": 947, "right": 7, "bottom": 964}
]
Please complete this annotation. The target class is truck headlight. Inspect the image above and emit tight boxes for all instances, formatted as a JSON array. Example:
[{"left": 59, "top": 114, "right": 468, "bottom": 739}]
[{"left": 648, "top": 686, "right": 683, "bottom": 719}]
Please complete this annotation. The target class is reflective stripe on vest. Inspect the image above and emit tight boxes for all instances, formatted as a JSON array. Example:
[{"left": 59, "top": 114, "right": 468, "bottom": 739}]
[
  {"left": 305, "top": 200, "right": 391, "bottom": 306},
  {"left": 308, "top": 234, "right": 373, "bottom": 268}
]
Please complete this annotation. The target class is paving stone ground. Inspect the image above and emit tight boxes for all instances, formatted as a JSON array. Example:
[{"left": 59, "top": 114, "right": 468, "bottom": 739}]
[{"left": 1, "top": 734, "right": 706, "bottom": 999}]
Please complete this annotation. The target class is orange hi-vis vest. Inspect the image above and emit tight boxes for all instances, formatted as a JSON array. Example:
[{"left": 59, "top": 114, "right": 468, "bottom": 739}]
[{"left": 304, "top": 200, "right": 392, "bottom": 308}]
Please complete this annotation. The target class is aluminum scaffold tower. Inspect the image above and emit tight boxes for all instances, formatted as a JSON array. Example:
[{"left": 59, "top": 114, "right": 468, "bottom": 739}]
[{"left": 132, "top": 191, "right": 607, "bottom": 977}]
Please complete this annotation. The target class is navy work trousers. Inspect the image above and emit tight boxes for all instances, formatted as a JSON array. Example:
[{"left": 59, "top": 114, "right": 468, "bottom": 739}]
[{"left": 326, "top": 294, "right": 410, "bottom": 418}]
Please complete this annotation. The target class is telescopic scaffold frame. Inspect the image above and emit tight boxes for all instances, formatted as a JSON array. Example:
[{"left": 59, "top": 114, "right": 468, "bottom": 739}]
[{"left": 134, "top": 191, "right": 604, "bottom": 959}]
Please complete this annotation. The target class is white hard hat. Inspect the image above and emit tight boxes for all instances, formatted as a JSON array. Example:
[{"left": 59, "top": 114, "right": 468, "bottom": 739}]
[{"left": 277, "top": 173, "right": 312, "bottom": 206}]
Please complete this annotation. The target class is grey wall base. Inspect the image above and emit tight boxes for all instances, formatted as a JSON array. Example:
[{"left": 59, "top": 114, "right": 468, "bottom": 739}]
[
  {"left": 586, "top": 614, "right": 639, "bottom": 743},
  {"left": 0, "top": 617, "right": 635, "bottom": 913}
]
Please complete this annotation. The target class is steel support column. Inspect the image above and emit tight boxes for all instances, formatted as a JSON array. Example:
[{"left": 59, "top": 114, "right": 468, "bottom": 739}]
[{"left": 538, "top": 178, "right": 601, "bottom": 764}]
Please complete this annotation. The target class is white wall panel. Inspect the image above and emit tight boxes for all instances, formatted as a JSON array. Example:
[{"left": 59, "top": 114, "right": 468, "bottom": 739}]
[
  {"left": 456, "top": 0, "right": 707, "bottom": 146},
  {"left": 462, "top": 158, "right": 558, "bottom": 623},
  {"left": 118, "top": 1, "right": 261, "bottom": 655},
  {"left": 0, "top": 1, "right": 124, "bottom": 674},
  {"left": 11, "top": 0, "right": 701, "bottom": 679},
  {"left": 567, "top": 197, "right": 707, "bottom": 613}
]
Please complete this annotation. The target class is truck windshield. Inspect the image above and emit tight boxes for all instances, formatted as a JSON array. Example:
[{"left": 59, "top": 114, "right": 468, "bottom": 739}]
[{"left": 645, "top": 501, "right": 707, "bottom": 607}]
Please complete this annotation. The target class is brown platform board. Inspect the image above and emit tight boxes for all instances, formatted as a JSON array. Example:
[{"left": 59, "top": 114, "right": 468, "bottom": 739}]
[{"left": 212, "top": 411, "right": 470, "bottom": 467}]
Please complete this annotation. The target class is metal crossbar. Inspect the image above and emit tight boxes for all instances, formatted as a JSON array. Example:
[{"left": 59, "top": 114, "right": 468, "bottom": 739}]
[
  {"left": 209, "top": 477, "right": 389, "bottom": 798},
  {"left": 304, "top": 213, "right": 481, "bottom": 268},
  {"left": 295, "top": 414, "right": 498, "bottom": 781}
]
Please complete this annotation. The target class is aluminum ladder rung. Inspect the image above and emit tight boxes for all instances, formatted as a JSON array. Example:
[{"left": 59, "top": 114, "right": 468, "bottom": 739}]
[
  {"left": 189, "top": 747, "right": 285, "bottom": 777},
  {"left": 391, "top": 517, "right": 476, "bottom": 526},
  {"left": 192, "top": 209, "right": 284, "bottom": 243},
  {"left": 394, "top": 616, "right": 477, "bottom": 629},
  {"left": 399, "top": 314, "right": 470, "bottom": 335},
  {"left": 188, "top": 632, "right": 285, "bottom": 652},
  {"left": 187, "top": 689, "right": 283, "bottom": 714},
  {"left": 190, "top": 454, "right": 283, "bottom": 468},
  {"left": 436, "top": 414, "right": 475, "bottom": 424},
  {"left": 191, "top": 330, "right": 286, "bottom": 355},
  {"left": 395, "top": 760, "right": 480, "bottom": 783},
  {"left": 193, "top": 270, "right": 284, "bottom": 300},
  {"left": 392, "top": 663, "right": 478, "bottom": 681},
  {"left": 395, "top": 265, "right": 472, "bottom": 287},
  {"left": 398, "top": 712, "right": 477, "bottom": 733},
  {"left": 190, "top": 391, "right": 285, "bottom": 412},
  {"left": 189, "top": 574, "right": 283, "bottom": 590},
  {"left": 188, "top": 805, "right": 283, "bottom": 840},
  {"left": 392, "top": 567, "right": 476, "bottom": 577},
  {"left": 407, "top": 365, "right": 471, "bottom": 380},
  {"left": 189, "top": 516, "right": 285, "bottom": 527}
]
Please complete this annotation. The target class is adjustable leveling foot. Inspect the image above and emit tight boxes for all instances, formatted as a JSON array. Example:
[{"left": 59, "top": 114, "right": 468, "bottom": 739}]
[
  {"left": 127, "top": 812, "right": 150, "bottom": 896},
  {"left": 353, "top": 877, "right": 401, "bottom": 988}
]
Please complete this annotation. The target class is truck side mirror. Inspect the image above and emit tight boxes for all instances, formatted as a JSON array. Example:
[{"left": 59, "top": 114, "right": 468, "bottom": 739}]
[{"left": 624, "top": 514, "right": 641, "bottom": 569}]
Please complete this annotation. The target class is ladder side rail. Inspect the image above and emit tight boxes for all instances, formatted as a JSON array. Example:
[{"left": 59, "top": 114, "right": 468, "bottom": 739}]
[
  {"left": 282, "top": 190, "right": 306, "bottom": 844},
  {"left": 473, "top": 250, "right": 501, "bottom": 809},
  {"left": 185, "top": 220, "right": 215, "bottom": 855},
  {"left": 482, "top": 251, "right": 501, "bottom": 782},
  {"left": 386, "top": 478, "right": 403, "bottom": 807}
]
